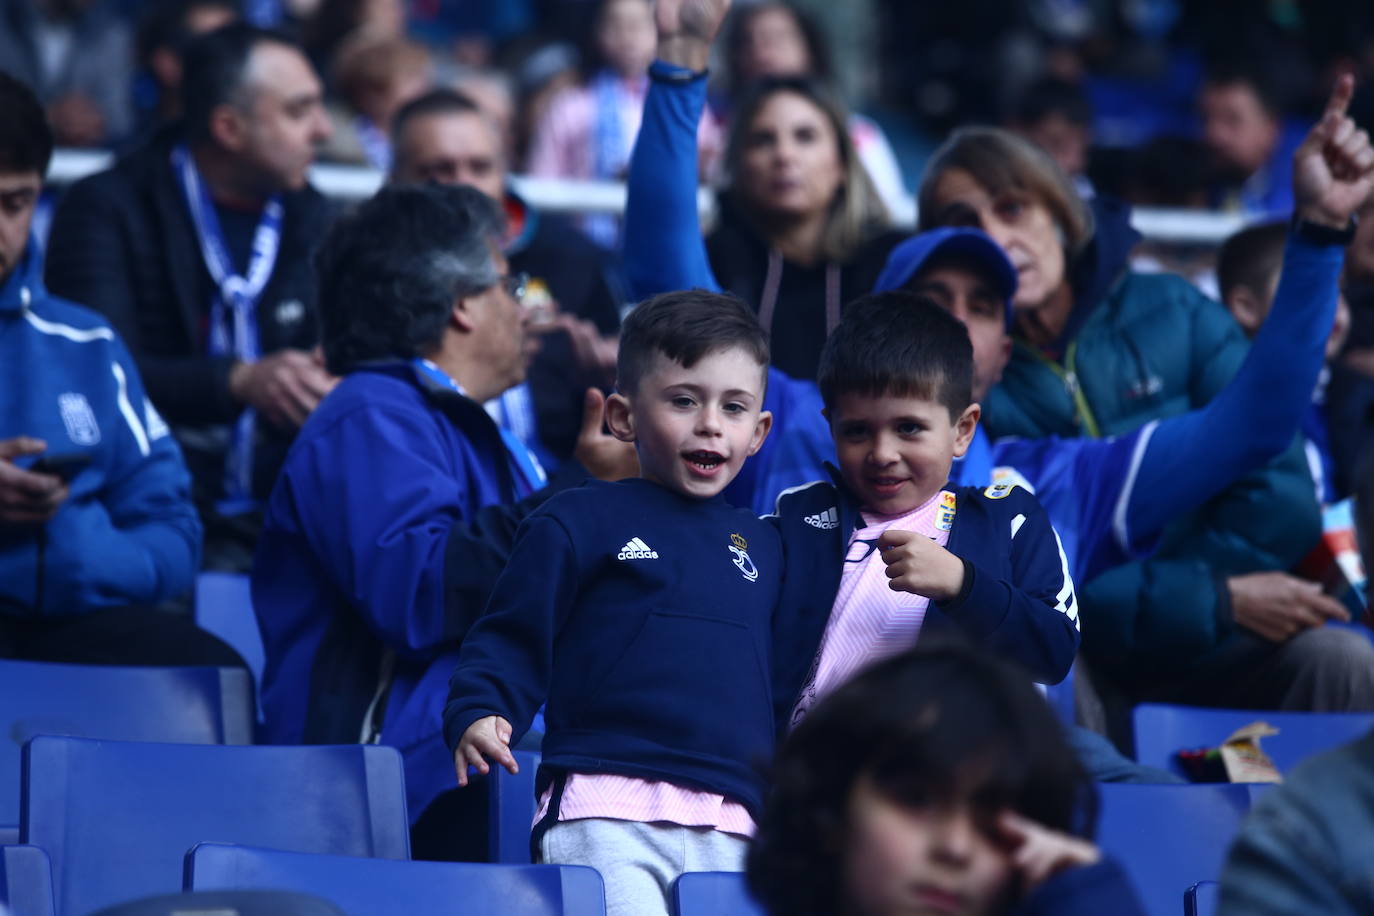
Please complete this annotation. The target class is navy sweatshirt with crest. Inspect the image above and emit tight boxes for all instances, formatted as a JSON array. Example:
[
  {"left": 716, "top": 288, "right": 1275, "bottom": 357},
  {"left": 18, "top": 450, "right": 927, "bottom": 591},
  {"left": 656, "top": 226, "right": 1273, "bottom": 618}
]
[{"left": 443, "top": 477, "right": 783, "bottom": 817}]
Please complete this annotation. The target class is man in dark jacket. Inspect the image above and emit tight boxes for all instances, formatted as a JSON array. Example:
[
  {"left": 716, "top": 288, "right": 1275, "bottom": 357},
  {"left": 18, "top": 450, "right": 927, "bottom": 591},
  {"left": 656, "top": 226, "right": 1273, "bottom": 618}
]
[
  {"left": 44, "top": 23, "right": 336, "bottom": 570},
  {"left": 389, "top": 88, "right": 623, "bottom": 467}
]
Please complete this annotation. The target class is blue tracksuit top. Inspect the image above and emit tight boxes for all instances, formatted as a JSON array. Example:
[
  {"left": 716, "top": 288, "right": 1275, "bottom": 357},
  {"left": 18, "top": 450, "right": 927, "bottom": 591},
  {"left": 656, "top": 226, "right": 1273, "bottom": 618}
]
[
  {"left": 769, "top": 474, "right": 1079, "bottom": 730},
  {"left": 0, "top": 235, "right": 200, "bottom": 614},
  {"left": 254, "top": 361, "right": 533, "bottom": 822},
  {"left": 444, "top": 477, "right": 783, "bottom": 817}
]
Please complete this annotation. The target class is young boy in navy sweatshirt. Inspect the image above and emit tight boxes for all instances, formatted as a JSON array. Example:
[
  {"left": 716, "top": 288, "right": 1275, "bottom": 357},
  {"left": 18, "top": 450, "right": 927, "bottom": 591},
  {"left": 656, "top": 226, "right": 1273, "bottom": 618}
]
[
  {"left": 444, "top": 290, "right": 780, "bottom": 915},
  {"left": 772, "top": 291, "right": 1081, "bottom": 730}
]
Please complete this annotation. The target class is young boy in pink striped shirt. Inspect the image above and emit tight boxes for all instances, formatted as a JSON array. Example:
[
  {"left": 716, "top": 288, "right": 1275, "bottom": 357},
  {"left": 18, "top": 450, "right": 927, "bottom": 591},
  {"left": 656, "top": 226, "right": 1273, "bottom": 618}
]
[{"left": 772, "top": 292, "right": 1081, "bottom": 728}]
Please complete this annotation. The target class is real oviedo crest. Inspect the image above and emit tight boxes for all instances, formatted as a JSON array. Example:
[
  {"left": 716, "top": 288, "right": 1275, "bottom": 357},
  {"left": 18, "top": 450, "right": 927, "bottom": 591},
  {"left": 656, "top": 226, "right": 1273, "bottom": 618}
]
[{"left": 728, "top": 532, "right": 759, "bottom": 583}]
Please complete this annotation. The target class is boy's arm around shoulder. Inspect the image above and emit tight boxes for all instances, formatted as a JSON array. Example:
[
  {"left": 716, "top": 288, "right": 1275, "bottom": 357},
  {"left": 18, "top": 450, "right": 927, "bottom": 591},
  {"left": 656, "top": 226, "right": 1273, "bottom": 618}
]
[
  {"left": 937, "top": 486, "right": 1080, "bottom": 684},
  {"left": 442, "top": 506, "right": 582, "bottom": 752}
]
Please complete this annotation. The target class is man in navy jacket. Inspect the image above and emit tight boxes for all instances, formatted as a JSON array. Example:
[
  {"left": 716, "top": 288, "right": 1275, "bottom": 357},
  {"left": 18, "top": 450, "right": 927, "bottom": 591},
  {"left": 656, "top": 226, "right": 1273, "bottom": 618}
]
[{"left": 0, "top": 72, "right": 237, "bottom": 667}]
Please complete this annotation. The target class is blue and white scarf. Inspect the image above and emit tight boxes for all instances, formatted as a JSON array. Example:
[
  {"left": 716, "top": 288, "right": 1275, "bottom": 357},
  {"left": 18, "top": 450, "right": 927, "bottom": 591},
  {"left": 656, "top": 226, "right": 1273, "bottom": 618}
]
[{"left": 171, "top": 144, "right": 283, "bottom": 513}]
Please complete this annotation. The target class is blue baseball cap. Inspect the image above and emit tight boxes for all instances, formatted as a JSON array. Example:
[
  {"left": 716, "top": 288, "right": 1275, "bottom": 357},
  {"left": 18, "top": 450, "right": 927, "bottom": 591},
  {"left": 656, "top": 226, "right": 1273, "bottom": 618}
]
[{"left": 871, "top": 227, "right": 1019, "bottom": 331}]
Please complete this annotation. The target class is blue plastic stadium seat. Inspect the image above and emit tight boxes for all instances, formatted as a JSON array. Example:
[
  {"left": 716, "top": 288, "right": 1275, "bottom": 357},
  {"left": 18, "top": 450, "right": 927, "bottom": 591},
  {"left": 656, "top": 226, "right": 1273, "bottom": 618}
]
[
  {"left": 185, "top": 843, "right": 606, "bottom": 915},
  {"left": 90, "top": 890, "right": 344, "bottom": 916},
  {"left": 1, "top": 845, "right": 55, "bottom": 916},
  {"left": 21, "top": 737, "right": 409, "bottom": 916},
  {"left": 1133, "top": 704, "right": 1374, "bottom": 778},
  {"left": 0, "top": 660, "right": 253, "bottom": 828},
  {"left": 195, "top": 572, "right": 265, "bottom": 694},
  {"left": 670, "top": 871, "right": 763, "bottom": 916},
  {"left": 1096, "top": 783, "right": 1251, "bottom": 916},
  {"left": 1185, "top": 880, "right": 1220, "bottom": 916},
  {"left": 492, "top": 750, "right": 540, "bottom": 864}
]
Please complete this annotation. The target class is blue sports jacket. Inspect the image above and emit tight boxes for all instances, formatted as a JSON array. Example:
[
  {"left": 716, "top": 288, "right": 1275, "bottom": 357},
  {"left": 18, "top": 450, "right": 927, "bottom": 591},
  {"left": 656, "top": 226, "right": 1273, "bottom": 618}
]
[
  {"left": 253, "top": 362, "right": 555, "bottom": 822},
  {"left": 623, "top": 62, "right": 1344, "bottom": 614},
  {"left": 0, "top": 235, "right": 200, "bottom": 615}
]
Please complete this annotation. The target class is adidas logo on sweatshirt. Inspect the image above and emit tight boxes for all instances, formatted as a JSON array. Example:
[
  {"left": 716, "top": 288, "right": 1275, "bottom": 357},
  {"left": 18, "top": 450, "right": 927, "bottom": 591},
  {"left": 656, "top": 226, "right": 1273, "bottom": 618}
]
[
  {"left": 804, "top": 508, "right": 839, "bottom": 530},
  {"left": 617, "top": 537, "right": 660, "bottom": 560}
]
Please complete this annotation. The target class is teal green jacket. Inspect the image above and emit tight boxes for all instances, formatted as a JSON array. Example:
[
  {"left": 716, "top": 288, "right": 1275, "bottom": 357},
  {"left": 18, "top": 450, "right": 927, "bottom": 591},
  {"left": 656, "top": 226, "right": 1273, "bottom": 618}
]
[{"left": 983, "top": 198, "right": 1320, "bottom": 685}]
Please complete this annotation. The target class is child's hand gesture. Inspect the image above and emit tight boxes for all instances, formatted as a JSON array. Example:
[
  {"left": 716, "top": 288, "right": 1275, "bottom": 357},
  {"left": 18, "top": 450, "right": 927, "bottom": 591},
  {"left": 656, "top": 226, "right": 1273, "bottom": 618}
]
[
  {"left": 877, "top": 529, "right": 966, "bottom": 601},
  {"left": 453, "top": 715, "right": 518, "bottom": 787},
  {"left": 995, "top": 810, "right": 1101, "bottom": 894}
]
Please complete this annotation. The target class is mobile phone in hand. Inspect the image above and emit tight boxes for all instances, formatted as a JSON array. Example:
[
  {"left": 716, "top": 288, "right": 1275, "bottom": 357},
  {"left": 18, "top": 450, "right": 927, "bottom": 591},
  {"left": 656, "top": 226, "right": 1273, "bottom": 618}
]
[{"left": 30, "top": 452, "right": 91, "bottom": 482}]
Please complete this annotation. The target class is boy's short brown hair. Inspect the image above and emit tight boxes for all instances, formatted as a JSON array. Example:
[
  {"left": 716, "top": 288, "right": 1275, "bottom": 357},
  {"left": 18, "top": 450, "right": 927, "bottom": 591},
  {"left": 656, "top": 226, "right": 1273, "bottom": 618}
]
[{"left": 617, "top": 289, "right": 770, "bottom": 395}]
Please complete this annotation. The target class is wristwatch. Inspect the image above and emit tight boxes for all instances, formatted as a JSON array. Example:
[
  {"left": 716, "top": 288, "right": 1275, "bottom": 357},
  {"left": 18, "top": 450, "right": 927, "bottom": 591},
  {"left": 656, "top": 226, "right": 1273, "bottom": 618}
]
[{"left": 1292, "top": 213, "right": 1358, "bottom": 246}]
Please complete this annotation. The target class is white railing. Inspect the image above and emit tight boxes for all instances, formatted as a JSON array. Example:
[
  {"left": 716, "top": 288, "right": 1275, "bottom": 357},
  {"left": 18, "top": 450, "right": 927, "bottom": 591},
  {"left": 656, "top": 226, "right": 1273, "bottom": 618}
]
[{"left": 45, "top": 148, "right": 1253, "bottom": 245}]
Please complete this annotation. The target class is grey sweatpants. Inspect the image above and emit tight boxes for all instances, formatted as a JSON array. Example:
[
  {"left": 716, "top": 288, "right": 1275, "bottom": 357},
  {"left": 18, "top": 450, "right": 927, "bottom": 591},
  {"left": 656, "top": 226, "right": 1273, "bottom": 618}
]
[{"left": 537, "top": 818, "right": 748, "bottom": 916}]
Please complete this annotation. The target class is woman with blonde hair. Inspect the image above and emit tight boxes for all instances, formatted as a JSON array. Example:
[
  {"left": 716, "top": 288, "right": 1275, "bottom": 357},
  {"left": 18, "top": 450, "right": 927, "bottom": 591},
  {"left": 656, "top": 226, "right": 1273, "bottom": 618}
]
[{"left": 708, "top": 75, "right": 902, "bottom": 381}]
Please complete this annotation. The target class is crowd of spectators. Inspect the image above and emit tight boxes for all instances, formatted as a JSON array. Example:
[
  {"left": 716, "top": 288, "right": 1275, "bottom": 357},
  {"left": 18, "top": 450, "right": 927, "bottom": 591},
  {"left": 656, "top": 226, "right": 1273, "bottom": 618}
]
[{"left": 4, "top": 0, "right": 1374, "bottom": 912}]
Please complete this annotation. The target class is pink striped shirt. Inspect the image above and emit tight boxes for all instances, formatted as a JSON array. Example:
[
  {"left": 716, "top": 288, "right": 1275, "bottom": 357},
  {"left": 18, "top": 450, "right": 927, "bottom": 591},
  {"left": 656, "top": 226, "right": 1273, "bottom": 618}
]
[
  {"left": 790, "top": 490, "right": 954, "bottom": 726},
  {"left": 535, "top": 773, "right": 755, "bottom": 837}
]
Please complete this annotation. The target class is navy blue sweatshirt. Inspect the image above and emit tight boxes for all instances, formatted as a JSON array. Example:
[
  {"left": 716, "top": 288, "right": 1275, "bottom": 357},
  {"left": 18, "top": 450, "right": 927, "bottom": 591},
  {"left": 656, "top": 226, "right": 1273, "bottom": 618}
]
[
  {"left": 444, "top": 478, "right": 783, "bottom": 816},
  {"left": 770, "top": 473, "right": 1080, "bottom": 732}
]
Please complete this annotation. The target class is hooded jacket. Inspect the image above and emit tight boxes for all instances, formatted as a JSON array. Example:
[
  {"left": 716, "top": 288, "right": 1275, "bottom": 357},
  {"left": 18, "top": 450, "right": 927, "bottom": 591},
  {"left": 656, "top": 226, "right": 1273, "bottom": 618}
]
[
  {"left": 704, "top": 182, "right": 905, "bottom": 384},
  {"left": 978, "top": 196, "right": 1321, "bottom": 683},
  {"left": 0, "top": 235, "right": 200, "bottom": 615}
]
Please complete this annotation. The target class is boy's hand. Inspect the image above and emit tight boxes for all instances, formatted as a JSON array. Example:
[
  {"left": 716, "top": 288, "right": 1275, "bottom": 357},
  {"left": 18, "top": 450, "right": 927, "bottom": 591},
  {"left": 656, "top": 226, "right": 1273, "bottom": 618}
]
[
  {"left": 453, "top": 715, "right": 517, "bottom": 787},
  {"left": 656, "top": 0, "right": 732, "bottom": 72},
  {"left": 1293, "top": 73, "right": 1374, "bottom": 228},
  {"left": 877, "top": 529, "right": 966, "bottom": 602},
  {"left": 996, "top": 810, "right": 1100, "bottom": 894}
]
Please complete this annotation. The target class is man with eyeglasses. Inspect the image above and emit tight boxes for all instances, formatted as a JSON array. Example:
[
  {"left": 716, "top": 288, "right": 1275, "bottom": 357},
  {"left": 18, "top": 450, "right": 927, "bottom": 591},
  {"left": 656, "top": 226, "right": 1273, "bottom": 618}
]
[
  {"left": 389, "top": 87, "right": 624, "bottom": 470},
  {"left": 252, "top": 183, "right": 636, "bottom": 862}
]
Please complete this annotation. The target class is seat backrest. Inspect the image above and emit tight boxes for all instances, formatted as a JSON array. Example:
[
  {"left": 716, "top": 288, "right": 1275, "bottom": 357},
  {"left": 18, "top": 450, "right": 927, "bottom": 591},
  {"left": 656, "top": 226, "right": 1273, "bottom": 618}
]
[
  {"left": 1185, "top": 880, "right": 1220, "bottom": 916},
  {"left": 1, "top": 845, "right": 55, "bottom": 916},
  {"left": 1096, "top": 783, "right": 1251, "bottom": 916},
  {"left": 670, "top": 871, "right": 765, "bottom": 916},
  {"left": 185, "top": 842, "right": 606, "bottom": 916},
  {"left": 21, "top": 737, "right": 409, "bottom": 916},
  {"left": 195, "top": 572, "right": 265, "bottom": 694},
  {"left": 0, "top": 660, "right": 253, "bottom": 826},
  {"left": 1133, "top": 704, "right": 1374, "bottom": 778},
  {"left": 491, "top": 750, "right": 540, "bottom": 864},
  {"left": 89, "top": 890, "right": 344, "bottom": 916}
]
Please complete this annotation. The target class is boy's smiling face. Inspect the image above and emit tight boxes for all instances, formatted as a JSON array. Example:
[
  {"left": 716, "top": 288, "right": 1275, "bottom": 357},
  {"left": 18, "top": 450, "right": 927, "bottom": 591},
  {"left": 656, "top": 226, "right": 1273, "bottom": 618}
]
[
  {"left": 607, "top": 346, "right": 773, "bottom": 500},
  {"left": 830, "top": 389, "right": 979, "bottom": 516}
]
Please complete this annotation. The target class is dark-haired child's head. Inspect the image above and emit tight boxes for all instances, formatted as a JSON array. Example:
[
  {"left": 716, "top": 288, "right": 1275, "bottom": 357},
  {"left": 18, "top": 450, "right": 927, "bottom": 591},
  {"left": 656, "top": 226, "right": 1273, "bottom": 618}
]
[
  {"left": 607, "top": 290, "right": 772, "bottom": 500},
  {"left": 819, "top": 293, "right": 980, "bottom": 516},
  {"left": 0, "top": 71, "right": 51, "bottom": 285},
  {"left": 748, "top": 641, "right": 1096, "bottom": 916},
  {"left": 1219, "top": 220, "right": 1350, "bottom": 360}
]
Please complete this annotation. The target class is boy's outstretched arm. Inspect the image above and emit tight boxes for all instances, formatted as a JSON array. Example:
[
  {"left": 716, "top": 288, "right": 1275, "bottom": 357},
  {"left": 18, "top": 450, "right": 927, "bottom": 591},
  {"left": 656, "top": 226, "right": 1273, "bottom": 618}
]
[
  {"left": 442, "top": 513, "right": 581, "bottom": 771},
  {"left": 1121, "top": 73, "right": 1373, "bottom": 547},
  {"left": 623, "top": 0, "right": 729, "bottom": 299}
]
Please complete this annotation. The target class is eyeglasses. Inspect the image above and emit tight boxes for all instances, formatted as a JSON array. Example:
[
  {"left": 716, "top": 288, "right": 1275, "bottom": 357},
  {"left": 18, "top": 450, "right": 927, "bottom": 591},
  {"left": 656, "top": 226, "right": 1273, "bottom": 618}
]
[
  {"left": 500, "top": 271, "right": 529, "bottom": 303},
  {"left": 844, "top": 537, "right": 886, "bottom": 564}
]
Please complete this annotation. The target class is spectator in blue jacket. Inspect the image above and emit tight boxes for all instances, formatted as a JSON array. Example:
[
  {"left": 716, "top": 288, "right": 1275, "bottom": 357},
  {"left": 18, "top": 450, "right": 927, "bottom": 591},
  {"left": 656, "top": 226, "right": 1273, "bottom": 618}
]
[
  {"left": 253, "top": 181, "right": 634, "bottom": 861},
  {"left": 0, "top": 71, "right": 238, "bottom": 667}
]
